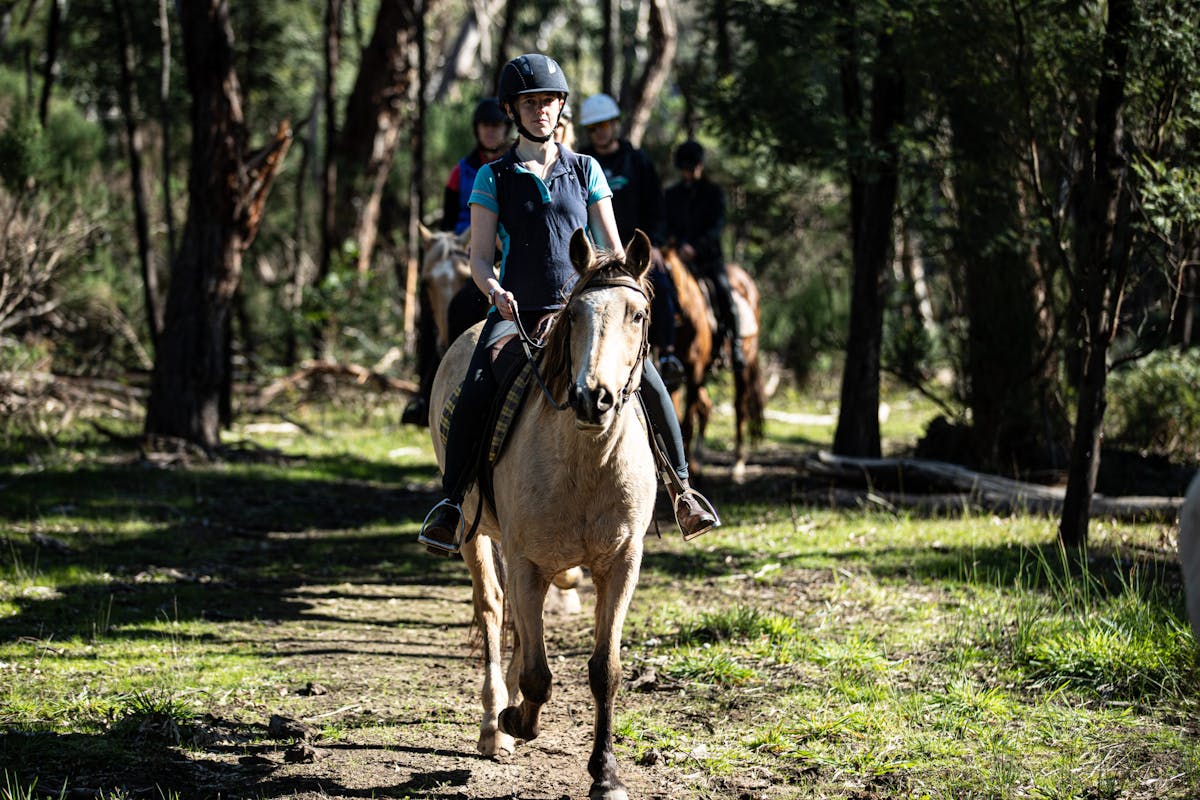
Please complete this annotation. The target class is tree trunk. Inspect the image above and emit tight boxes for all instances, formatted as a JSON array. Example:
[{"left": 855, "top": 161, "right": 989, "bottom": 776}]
[
  {"left": 492, "top": 0, "right": 520, "bottom": 82},
  {"left": 601, "top": 0, "right": 617, "bottom": 97},
  {"left": 402, "top": 0, "right": 427, "bottom": 357},
  {"left": 945, "top": 71, "right": 1056, "bottom": 475},
  {"left": 144, "top": 0, "right": 291, "bottom": 451},
  {"left": 832, "top": 27, "right": 903, "bottom": 458},
  {"left": 319, "top": 0, "right": 341, "bottom": 286},
  {"left": 624, "top": 0, "right": 675, "bottom": 148},
  {"left": 334, "top": 0, "right": 418, "bottom": 275},
  {"left": 113, "top": 0, "right": 159, "bottom": 349},
  {"left": 158, "top": 0, "right": 176, "bottom": 263},
  {"left": 37, "top": 0, "right": 61, "bottom": 125},
  {"left": 1059, "top": 0, "right": 1133, "bottom": 548}
]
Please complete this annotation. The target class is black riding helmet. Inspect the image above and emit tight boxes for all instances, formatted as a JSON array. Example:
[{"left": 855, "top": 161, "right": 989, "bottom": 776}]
[
  {"left": 497, "top": 53, "right": 569, "bottom": 144},
  {"left": 472, "top": 97, "right": 508, "bottom": 126},
  {"left": 674, "top": 140, "right": 705, "bottom": 170}
]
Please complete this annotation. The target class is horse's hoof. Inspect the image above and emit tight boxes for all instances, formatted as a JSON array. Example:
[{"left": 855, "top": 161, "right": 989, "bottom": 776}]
[
  {"left": 477, "top": 728, "right": 515, "bottom": 757},
  {"left": 498, "top": 705, "right": 538, "bottom": 741},
  {"left": 589, "top": 782, "right": 629, "bottom": 800}
]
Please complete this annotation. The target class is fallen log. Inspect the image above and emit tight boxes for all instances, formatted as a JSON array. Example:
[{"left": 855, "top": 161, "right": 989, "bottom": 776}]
[{"left": 799, "top": 451, "right": 1185, "bottom": 523}]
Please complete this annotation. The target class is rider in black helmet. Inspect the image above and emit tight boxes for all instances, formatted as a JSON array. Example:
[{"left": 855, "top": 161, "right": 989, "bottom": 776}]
[
  {"left": 418, "top": 54, "right": 721, "bottom": 554},
  {"left": 663, "top": 140, "right": 744, "bottom": 372}
]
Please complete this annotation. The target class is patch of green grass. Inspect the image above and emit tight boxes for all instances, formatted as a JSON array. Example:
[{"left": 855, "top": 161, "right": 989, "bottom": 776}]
[{"left": 661, "top": 646, "right": 758, "bottom": 686}]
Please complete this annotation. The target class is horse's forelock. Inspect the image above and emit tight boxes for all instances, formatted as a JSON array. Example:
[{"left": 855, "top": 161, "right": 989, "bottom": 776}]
[{"left": 540, "top": 251, "right": 651, "bottom": 398}]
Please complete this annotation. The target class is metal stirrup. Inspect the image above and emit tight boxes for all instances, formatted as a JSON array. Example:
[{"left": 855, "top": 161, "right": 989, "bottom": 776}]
[
  {"left": 418, "top": 499, "right": 467, "bottom": 554},
  {"left": 675, "top": 488, "right": 721, "bottom": 541}
]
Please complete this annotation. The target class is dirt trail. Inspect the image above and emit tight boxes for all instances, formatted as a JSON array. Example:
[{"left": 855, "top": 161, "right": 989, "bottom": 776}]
[{"left": 186, "top": 572, "right": 684, "bottom": 800}]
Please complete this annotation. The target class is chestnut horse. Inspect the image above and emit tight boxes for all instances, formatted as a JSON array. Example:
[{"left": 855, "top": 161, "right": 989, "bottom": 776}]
[
  {"left": 661, "top": 247, "right": 765, "bottom": 479},
  {"left": 428, "top": 230, "right": 658, "bottom": 800}
]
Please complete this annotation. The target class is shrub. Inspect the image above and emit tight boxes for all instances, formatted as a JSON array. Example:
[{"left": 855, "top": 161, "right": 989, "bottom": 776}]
[{"left": 1106, "top": 348, "right": 1200, "bottom": 461}]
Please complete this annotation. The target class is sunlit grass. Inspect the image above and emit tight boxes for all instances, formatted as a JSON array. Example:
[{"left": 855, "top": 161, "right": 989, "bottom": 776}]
[{"left": 2, "top": 391, "right": 1198, "bottom": 798}]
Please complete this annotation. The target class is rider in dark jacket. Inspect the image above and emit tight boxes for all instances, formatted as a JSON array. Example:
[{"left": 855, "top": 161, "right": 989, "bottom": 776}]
[
  {"left": 663, "top": 140, "right": 744, "bottom": 371},
  {"left": 579, "top": 93, "right": 682, "bottom": 386}
]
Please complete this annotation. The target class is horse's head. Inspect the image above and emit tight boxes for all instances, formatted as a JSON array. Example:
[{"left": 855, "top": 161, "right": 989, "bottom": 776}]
[
  {"left": 542, "top": 229, "right": 654, "bottom": 432},
  {"left": 419, "top": 223, "right": 472, "bottom": 354}
]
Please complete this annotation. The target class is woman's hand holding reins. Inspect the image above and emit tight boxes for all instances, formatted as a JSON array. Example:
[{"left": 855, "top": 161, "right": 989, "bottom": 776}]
[{"left": 488, "top": 281, "right": 517, "bottom": 320}]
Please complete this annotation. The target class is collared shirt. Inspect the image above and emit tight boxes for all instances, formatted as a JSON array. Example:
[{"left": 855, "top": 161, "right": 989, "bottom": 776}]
[{"left": 470, "top": 143, "right": 611, "bottom": 313}]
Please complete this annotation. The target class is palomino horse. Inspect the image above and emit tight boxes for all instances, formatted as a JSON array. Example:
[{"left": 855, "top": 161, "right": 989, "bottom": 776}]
[
  {"left": 417, "top": 223, "right": 583, "bottom": 613},
  {"left": 661, "top": 247, "right": 765, "bottom": 479},
  {"left": 428, "top": 229, "right": 658, "bottom": 800},
  {"left": 417, "top": 223, "right": 472, "bottom": 355}
]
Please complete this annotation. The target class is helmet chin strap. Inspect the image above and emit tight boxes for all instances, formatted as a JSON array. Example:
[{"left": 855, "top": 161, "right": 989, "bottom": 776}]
[
  {"left": 516, "top": 120, "right": 553, "bottom": 143},
  {"left": 508, "top": 104, "right": 561, "bottom": 145}
]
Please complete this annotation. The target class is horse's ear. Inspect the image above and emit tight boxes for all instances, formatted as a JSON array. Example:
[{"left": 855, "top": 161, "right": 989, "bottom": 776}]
[
  {"left": 418, "top": 222, "right": 435, "bottom": 245},
  {"left": 625, "top": 229, "right": 653, "bottom": 281},
  {"left": 569, "top": 228, "right": 595, "bottom": 276},
  {"left": 455, "top": 227, "right": 471, "bottom": 247}
]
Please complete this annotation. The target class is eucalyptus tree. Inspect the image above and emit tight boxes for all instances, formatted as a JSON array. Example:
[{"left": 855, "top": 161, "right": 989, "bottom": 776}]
[
  {"left": 699, "top": 0, "right": 909, "bottom": 458},
  {"left": 143, "top": 0, "right": 291, "bottom": 450}
]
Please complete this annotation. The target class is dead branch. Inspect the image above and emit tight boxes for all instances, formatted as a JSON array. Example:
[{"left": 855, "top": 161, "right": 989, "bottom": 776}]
[{"left": 252, "top": 360, "right": 418, "bottom": 409}]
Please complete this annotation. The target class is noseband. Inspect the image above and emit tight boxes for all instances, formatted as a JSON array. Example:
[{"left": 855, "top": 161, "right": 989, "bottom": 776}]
[{"left": 514, "top": 273, "right": 651, "bottom": 415}]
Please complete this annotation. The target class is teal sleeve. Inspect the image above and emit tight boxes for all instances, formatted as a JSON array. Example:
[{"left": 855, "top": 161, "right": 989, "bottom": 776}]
[
  {"left": 583, "top": 156, "right": 612, "bottom": 206},
  {"left": 468, "top": 164, "right": 499, "bottom": 213}
]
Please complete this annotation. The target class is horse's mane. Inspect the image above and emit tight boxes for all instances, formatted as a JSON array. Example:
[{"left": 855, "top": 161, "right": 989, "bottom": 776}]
[{"left": 539, "top": 249, "right": 652, "bottom": 399}]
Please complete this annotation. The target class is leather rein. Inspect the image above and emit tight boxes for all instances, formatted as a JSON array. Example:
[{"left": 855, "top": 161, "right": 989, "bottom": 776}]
[{"left": 512, "top": 273, "right": 651, "bottom": 415}]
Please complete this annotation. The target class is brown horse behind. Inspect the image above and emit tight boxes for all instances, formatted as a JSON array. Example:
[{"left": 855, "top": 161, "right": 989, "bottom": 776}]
[{"left": 661, "top": 248, "right": 765, "bottom": 479}]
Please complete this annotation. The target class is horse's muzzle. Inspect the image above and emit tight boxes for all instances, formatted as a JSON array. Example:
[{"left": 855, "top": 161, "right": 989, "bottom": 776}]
[{"left": 569, "top": 383, "right": 615, "bottom": 429}]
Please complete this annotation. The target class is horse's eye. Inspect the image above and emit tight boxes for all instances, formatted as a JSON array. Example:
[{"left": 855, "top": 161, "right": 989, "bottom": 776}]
[{"left": 632, "top": 310, "right": 646, "bottom": 324}]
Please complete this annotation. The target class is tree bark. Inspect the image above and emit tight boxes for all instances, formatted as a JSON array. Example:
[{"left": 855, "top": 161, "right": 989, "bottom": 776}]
[
  {"left": 624, "top": 0, "right": 675, "bottom": 148},
  {"left": 113, "top": 0, "right": 159, "bottom": 349},
  {"left": 319, "top": 0, "right": 341, "bottom": 287},
  {"left": 334, "top": 0, "right": 418, "bottom": 275},
  {"left": 601, "top": 0, "right": 617, "bottom": 97},
  {"left": 832, "top": 24, "right": 903, "bottom": 458},
  {"left": 492, "top": 0, "right": 520, "bottom": 82},
  {"left": 37, "top": 0, "right": 61, "bottom": 125},
  {"left": 402, "top": 0, "right": 427, "bottom": 357},
  {"left": 158, "top": 0, "right": 176, "bottom": 264},
  {"left": 945, "top": 60, "right": 1057, "bottom": 475},
  {"left": 1059, "top": 0, "right": 1133, "bottom": 548},
  {"left": 144, "top": 0, "right": 291, "bottom": 451}
]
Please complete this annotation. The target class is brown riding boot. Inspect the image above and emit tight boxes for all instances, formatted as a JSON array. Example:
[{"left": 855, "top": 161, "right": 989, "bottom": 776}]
[
  {"left": 418, "top": 499, "right": 465, "bottom": 556},
  {"left": 670, "top": 483, "right": 720, "bottom": 540}
]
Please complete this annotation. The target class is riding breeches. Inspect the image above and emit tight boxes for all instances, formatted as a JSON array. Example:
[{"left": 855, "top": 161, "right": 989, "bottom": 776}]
[
  {"left": 641, "top": 360, "right": 689, "bottom": 483},
  {"left": 440, "top": 314, "right": 504, "bottom": 501}
]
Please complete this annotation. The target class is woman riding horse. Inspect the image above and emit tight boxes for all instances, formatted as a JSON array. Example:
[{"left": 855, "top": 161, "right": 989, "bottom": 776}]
[{"left": 419, "top": 53, "right": 719, "bottom": 551}]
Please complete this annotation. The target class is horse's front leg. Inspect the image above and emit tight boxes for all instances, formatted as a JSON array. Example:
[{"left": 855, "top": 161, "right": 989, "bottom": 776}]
[
  {"left": 497, "top": 556, "right": 551, "bottom": 742},
  {"left": 586, "top": 539, "right": 643, "bottom": 800},
  {"left": 461, "top": 536, "right": 514, "bottom": 757}
]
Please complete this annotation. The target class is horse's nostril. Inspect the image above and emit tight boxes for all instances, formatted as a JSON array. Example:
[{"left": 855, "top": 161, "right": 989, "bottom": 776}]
[{"left": 595, "top": 387, "right": 614, "bottom": 412}]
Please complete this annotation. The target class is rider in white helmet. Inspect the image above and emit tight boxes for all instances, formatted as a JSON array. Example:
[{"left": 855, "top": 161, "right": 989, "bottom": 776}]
[{"left": 579, "top": 93, "right": 683, "bottom": 389}]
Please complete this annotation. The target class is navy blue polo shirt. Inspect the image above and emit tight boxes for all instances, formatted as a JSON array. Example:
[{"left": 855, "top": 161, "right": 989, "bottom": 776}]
[{"left": 469, "top": 144, "right": 611, "bottom": 313}]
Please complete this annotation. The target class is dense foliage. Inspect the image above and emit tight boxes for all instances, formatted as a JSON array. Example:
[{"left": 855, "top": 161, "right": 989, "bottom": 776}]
[{"left": 0, "top": 0, "right": 1197, "bottom": 465}]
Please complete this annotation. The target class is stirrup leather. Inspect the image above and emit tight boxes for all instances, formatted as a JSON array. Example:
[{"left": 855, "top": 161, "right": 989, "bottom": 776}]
[
  {"left": 674, "top": 488, "right": 721, "bottom": 541},
  {"left": 418, "top": 499, "right": 466, "bottom": 554}
]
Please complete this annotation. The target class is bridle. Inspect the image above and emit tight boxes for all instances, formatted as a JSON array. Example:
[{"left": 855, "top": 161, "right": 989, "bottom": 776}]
[{"left": 512, "top": 273, "right": 650, "bottom": 416}]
